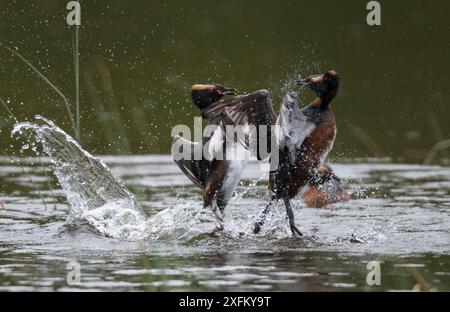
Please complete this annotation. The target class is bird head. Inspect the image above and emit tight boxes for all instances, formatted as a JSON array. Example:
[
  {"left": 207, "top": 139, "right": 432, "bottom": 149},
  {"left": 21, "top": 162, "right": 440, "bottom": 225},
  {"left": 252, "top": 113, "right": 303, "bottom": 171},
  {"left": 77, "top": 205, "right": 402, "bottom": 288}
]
[
  {"left": 297, "top": 70, "right": 340, "bottom": 103},
  {"left": 310, "top": 164, "right": 341, "bottom": 186},
  {"left": 191, "top": 83, "right": 235, "bottom": 109}
]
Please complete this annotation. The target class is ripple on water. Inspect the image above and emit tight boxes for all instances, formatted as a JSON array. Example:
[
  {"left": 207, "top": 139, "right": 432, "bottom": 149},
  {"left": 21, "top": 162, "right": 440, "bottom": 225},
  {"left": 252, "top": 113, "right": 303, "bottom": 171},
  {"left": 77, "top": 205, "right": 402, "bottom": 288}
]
[{"left": 0, "top": 117, "right": 449, "bottom": 291}]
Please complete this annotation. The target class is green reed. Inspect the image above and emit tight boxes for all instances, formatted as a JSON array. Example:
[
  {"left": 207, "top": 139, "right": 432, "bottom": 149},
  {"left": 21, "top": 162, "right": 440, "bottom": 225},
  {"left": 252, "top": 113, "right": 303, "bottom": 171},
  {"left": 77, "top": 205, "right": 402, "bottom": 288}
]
[
  {"left": 72, "top": 25, "right": 81, "bottom": 142},
  {"left": 1, "top": 46, "right": 79, "bottom": 141},
  {"left": 0, "top": 96, "right": 17, "bottom": 122}
]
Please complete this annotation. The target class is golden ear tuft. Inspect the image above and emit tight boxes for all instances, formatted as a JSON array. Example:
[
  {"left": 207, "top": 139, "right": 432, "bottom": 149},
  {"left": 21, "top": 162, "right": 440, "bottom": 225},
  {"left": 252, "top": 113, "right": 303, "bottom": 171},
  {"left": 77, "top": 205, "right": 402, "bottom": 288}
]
[{"left": 192, "top": 84, "right": 209, "bottom": 91}]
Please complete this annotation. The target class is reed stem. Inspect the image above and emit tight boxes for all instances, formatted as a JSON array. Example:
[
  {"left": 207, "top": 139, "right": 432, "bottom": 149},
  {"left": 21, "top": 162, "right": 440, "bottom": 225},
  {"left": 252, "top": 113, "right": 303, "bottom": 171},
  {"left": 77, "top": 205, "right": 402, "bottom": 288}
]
[
  {"left": 72, "top": 25, "right": 81, "bottom": 142},
  {"left": 1, "top": 46, "right": 79, "bottom": 140},
  {"left": 0, "top": 96, "right": 17, "bottom": 122},
  {"left": 0, "top": 96, "right": 56, "bottom": 207}
]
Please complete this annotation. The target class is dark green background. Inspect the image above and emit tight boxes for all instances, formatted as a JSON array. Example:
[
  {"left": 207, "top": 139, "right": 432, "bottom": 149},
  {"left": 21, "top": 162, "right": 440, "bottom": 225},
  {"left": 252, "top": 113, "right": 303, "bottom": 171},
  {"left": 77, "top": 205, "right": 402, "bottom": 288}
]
[{"left": 0, "top": 0, "right": 449, "bottom": 162}]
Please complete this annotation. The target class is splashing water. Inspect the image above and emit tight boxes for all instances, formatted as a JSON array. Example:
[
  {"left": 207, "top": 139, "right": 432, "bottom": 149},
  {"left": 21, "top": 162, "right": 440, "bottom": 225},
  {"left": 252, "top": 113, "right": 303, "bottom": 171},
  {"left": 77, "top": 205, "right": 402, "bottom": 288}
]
[
  {"left": 9, "top": 116, "right": 400, "bottom": 244},
  {"left": 12, "top": 116, "right": 149, "bottom": 240},
  {"left": 11, "top": 116, "right": 236, "bottom": 241}
]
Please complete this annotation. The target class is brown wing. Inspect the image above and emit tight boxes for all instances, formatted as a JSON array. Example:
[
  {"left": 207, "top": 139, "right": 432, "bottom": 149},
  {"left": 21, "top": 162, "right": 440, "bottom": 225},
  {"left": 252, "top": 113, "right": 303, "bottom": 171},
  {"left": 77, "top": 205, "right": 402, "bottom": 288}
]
[
  {"left": 201, "top": 89, "right": 277, "bottom": 159},
  {"left": 171, "top": 136, "right": 211, "bottom": 188},
  {"left": 201, "top": 89, "right": 277, "bottom": 126}
]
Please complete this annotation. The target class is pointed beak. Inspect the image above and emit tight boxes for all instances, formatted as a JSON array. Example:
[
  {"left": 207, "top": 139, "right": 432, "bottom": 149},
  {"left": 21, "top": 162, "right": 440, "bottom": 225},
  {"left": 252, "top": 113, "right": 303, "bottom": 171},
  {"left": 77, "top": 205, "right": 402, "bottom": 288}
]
[
  {"left": 223, "top": 87, "right": 236, "bottom": 95},
  {"left": 297, "top": 74, "right": 321, "bottom": 87},
  {"left": 297, "top": 79, "right": 309, "bottom": 86}
]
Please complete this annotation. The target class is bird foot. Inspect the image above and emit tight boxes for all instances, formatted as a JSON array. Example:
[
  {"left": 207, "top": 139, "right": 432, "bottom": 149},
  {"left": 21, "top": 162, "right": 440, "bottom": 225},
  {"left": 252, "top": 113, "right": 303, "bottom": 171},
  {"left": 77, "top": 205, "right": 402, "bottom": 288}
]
[
  {"left": 253, "top": 223, "right": 261, "bottom": 234},
  {"left": 290, "top": 224, "right": 303, "bottom": 237},
  {"left": 215, "top": 222, "right": 224, "bottom": 232},
  {"left": 213, "top": 207, "right": 224, "bottom": 232}
]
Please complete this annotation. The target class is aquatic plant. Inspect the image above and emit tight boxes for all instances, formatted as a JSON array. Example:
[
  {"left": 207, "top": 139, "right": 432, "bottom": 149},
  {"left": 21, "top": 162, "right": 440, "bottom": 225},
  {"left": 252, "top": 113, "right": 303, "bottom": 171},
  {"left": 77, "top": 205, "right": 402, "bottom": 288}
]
[
  {"left": 72, "top": 25, "right": 80, "bottom": 142},
  {"left": 1, "top": 46, "right": 79, "bottom": 140},
  {"left": 424, "top": 139, "right": 450, "bottom": 165},
  {"left": 1, "top": 20, "right": 82, "bottom": 140},
  {"left": 0, "top": 96, "right": 17, "bottom": 122}
]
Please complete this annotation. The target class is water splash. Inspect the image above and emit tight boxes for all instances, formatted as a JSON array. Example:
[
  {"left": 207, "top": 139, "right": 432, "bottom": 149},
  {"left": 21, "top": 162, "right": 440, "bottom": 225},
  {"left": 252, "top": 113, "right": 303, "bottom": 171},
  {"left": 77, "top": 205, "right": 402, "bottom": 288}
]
[
  {"left": 10, "top": 116, "right": 390, "bottom": 245},
  {"left": 147, "top": 202, "right": 217, "bottom": 241},
  {"left": 11, "top": 116, "right": 228, "bottom": 241},
  {"left": 12, "top": 116, "right": 148, "bottom": 239}
]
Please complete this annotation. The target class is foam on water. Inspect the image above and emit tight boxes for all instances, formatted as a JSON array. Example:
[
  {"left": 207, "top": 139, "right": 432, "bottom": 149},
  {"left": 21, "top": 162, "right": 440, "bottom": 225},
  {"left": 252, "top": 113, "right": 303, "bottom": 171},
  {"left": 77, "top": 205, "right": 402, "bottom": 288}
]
[
  {"left": 81, "top": 203, "right": 149, "bottom": 240},
  {"left": 147, "top": 203, "right": 217, "bottom": 241}
]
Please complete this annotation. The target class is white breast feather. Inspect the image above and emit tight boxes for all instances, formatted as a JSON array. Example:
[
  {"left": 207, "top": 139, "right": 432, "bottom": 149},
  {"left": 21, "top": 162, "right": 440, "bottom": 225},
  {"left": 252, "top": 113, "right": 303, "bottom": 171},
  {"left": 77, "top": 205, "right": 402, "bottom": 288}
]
[
  {"left": 205, "top": 126, "right": 224, "bottom": 160},
  {"left": 222, "top": 143, "right": 247, "bottom": 202}
]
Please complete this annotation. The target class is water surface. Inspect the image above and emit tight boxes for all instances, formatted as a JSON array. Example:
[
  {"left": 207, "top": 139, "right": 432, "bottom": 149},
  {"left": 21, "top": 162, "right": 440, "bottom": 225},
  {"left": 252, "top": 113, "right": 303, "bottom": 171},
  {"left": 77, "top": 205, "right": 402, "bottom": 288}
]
[{"left": 1, "top": 155, "right": 449, "bottom": 291}]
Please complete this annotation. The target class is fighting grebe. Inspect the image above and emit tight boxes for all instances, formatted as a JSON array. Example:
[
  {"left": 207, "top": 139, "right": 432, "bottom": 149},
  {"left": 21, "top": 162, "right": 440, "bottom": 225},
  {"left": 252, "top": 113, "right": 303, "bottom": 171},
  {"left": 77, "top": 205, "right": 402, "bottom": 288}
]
[
  {"left": 252, "top": 70, "right": 341, "bottom": 236},
  {"left": 173, "top": 85, "right": 274, "bottom": 231}
]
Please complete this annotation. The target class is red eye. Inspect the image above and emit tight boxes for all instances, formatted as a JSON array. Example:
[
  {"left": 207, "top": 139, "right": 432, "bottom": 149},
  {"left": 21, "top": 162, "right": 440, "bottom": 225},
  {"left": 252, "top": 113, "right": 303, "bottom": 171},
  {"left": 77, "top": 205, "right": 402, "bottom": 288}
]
[{"left": 212, "top": 86, "right": 222, "bottom": 94}]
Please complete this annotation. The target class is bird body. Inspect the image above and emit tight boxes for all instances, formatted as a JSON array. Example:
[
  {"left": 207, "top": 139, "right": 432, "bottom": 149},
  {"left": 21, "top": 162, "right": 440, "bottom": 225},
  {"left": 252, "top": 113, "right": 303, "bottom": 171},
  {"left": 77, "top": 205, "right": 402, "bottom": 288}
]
[
  {"left": 173, "top": 84, "right": 272, "bottom": 230},
  {"left": 301, "top": 165, "right": 350, "bottom": 208},
  {"left": 254, "top": 70, "right": 341, "bottom": 235},
  {"left": 271, "top": 99, "right": 336, "bottom": 199},
  {"left": 173, "top": 70, "right": 341, "bottom": 235}
]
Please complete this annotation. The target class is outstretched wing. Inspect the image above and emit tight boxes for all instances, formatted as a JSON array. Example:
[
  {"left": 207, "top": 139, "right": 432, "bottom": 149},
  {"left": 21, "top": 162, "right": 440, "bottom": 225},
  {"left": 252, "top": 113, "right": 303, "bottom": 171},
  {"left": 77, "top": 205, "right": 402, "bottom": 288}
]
[
  {"left": 171, "top": 135, "right": 212, "bottom": 188},
  {"left": 276, "top": 92, "right": 316, "bottom": 164},
  {"left": 202, "top": 89, "right": 277, "bottom": 127},
  {"left": 201, "top": 89, "right": 277, "bottom": 159}
]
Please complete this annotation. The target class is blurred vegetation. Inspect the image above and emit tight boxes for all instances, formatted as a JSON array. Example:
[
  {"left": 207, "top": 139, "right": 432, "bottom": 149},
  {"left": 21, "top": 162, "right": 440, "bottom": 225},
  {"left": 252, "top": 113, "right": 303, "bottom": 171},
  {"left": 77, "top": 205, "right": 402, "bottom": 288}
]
[{"left": 0, "top": 0, "right": 449, "bottom": 163}]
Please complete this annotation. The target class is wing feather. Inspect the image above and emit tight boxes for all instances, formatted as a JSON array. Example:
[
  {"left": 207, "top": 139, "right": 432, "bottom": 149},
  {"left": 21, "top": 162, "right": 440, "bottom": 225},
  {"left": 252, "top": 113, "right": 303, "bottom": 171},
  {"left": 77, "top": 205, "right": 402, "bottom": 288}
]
[
  {"left": 201, "top": 90, "right": 277, "bottom": 159},
  {"left": 276, "top": 92, "right": 316, "bottom": 164},
  {"left": 171, "top": 136, "right": 210, "bottom": 188}
]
